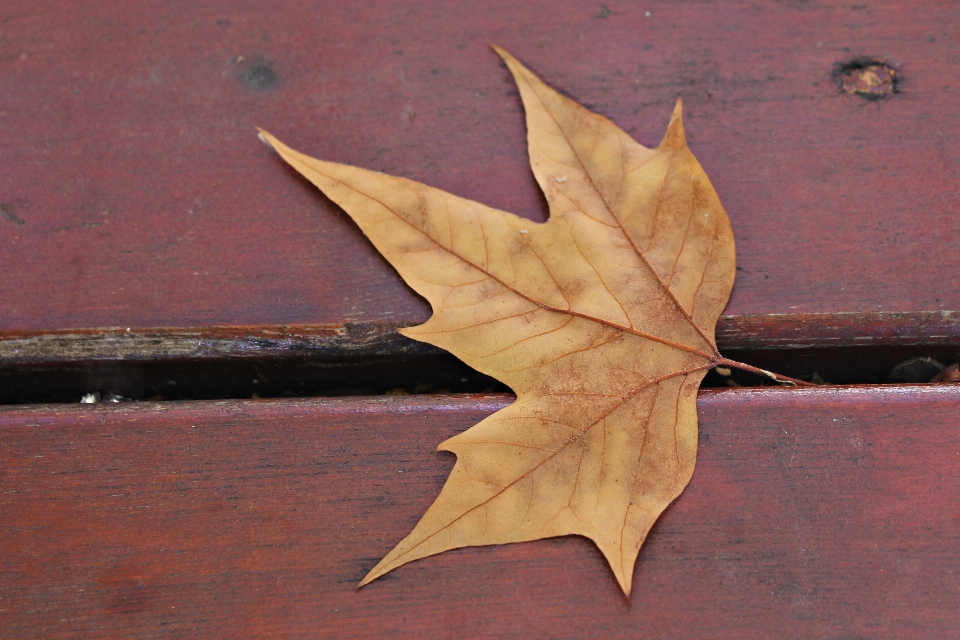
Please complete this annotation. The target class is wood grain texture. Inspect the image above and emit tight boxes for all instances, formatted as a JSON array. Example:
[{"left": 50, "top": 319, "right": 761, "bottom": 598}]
[
  {"left": 2, "top": 389, "right": 958, "bottom": 638},
  {"left": 1, "top": 1, "right": 958, "bottom": 332},
  {"left": 4, "top": 312, "right": 957, "bottom": 364}
]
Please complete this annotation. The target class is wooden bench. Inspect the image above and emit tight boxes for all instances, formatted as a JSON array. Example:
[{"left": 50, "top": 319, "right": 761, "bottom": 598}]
[{"left": 2, "top": 2, "right": 958, "bottom": 636}]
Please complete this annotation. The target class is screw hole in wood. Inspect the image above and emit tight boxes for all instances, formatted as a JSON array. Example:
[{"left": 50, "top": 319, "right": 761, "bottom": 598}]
[{"left": 834, "top": 58, "right": 899, "bottom": 100}]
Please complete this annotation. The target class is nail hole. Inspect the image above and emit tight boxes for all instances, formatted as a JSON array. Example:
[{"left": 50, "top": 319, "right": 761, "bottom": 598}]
[
  {"left": 834, "top": 58, "right": 898, "bottom": 100},
  {"left": 240, "top": 63, "right": 278, "bottom": 92}
]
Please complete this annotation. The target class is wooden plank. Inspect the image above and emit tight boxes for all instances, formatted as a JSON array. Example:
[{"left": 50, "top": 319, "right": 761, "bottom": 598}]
[
  {"left": 2, "top": 312, "right": 958, "bottom": 403},
  {"left": 2, "top": 388, "right": 958, "bottom": 637},
  {"left": 2, "top": 1, "right": 958, "bottom": 332},
  {"left": 4, "top": 312, "right": 959, "bottom": 364}
]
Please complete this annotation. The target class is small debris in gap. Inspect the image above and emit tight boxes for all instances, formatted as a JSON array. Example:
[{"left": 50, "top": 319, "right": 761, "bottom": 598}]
[
  {"left": 251, "top": 392, "right": 260, "bottom": 399},
  {"left": 714, "top": 367, "right": 732, "bottom": 377},
  {"left": 342, "top": 387, "right": 377, "bottom": 396},
  {"left": 809, "top": 372, "right": 828, "bottom": 385},
  {"left": 80, "top": 392, "right": 100, "bottom": 404},
  {"left": 930, "top": 363, "right": 960, "bottom": 383},
  {"left": 886, "top": 356, "right": 944, "bottom": 383},
  {"left": 315, "top": 387, "right": 378, "bottom": 397},
  {"left": 103, "top": 393, "right": 131, "bottom": 403},
  {"left": 385, "top": 388, "right": 410, "bottom": 395},
  {"left": 412, "top": 383, "right": 434, "bottom": 394}
]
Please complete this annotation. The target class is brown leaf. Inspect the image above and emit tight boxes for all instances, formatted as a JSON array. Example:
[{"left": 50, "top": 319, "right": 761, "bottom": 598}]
[{"left": 259, "top": 47, "right": 743, "bottom": 595}]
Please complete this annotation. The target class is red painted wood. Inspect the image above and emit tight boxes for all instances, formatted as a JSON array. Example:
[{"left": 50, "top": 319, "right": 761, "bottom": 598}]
[
  {"left": 1, "top": 1, "right": 958, "bottom": 331},
  {"left": 2, "top": 388, "right": 958, "bottom": 637}
]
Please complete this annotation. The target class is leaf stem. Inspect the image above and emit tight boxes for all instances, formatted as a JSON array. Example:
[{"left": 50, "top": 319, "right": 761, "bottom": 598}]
[{"left": 713, "top": 358, "right": 818, "bottom": 388}]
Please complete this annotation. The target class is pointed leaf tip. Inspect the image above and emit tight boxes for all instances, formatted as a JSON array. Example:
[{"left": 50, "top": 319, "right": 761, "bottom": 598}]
[
  {"left": 359, "top": 557, "right": 396, "bottom": 589},
  {"left": 359, "top": 563, "right": 381, "bottom": 588},
  {"left": 256, "top": 127, "right": 278, "bottom": 150},
  {"left": 608, "top": 552, "right": 634, "bottom": 596},
  {"left": 660, "top": 99, "right": 686, "bottom": 149},
  {"left": 491, "top": 44, "right": 519, "bottom": 70}
]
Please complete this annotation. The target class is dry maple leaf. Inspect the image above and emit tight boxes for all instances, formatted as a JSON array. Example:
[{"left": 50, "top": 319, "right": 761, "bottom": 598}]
[{"left": 259, "top": 47, "right": 805, "bottom": 596}]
